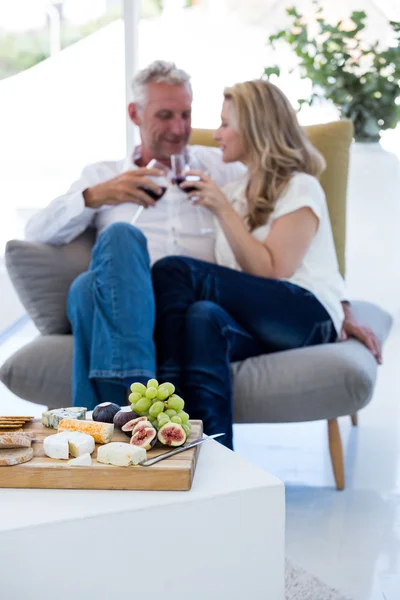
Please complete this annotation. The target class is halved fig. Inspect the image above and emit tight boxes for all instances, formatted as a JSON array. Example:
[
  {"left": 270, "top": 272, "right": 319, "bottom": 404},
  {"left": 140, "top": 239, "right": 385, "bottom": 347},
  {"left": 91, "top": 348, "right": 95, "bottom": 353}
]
[
  {"left": 130, "top": 427, "right": 157, "bottom": 450},
  {"left": 121, "top": 416, "right": 148, "bottom": 432},
  {"left": 132, "top": 420, "right": 153, "bottom": 434},
  {"left": 157, "top": 423, "right": 186, "bottom": 447}
]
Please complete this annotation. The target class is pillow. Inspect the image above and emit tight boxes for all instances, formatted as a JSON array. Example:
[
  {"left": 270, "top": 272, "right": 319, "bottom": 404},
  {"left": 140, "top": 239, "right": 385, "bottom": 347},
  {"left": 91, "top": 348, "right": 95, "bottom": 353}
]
[{"left": 5, "top": 229, "right": 95, "bottom": 335}]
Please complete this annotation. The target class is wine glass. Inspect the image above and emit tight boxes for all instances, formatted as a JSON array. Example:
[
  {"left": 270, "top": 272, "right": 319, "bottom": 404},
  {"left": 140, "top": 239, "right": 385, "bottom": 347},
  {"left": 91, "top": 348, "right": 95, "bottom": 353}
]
[
  {"left": 170, "top": 154, "right": 214, "bottom": 235},
  {"left": 131, "top": 159, "right": 169, "bottom": 225}
]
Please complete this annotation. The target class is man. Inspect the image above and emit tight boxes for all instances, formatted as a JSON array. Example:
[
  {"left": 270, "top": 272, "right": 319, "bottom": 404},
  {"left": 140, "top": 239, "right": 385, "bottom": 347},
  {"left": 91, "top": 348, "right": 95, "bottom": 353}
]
[{"left": 25, "top": 60, "right": 381, "bottom": 410}]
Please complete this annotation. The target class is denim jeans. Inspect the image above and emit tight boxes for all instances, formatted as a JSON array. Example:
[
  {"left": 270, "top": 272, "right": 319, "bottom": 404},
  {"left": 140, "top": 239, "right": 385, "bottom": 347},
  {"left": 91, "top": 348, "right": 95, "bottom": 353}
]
[
  {"left": 67, "top": 222, "right": 156, "bottom": 409},
  {"left": 152, "top": 256, "right": 337, "bottom": 450}
]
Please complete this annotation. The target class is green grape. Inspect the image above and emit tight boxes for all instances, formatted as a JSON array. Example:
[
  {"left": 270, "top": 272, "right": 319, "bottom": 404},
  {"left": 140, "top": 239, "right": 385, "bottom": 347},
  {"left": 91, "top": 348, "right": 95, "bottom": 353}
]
[
  {"left": 165, "top": 409, "right": 177, "bottom": 418},
  {"left": 167, "top": 395, "right": 185, "bottom": 412},
  {"left": 158, "top": 414, "right": 170, "bottom": 425},
  {"left": 131, "top": 403, "right": 138, "bottom": 412},
  {"left": 129, "top": 391, "right": 142, "bottom": 404},
  {"left": 149, "top": 401, "right": 165, "bottom": 418},
  {"left": 182, "top": 424, "right": 191, "bottom": 437},
  {"left": 135, "top": 397, "right": 152, "bottom": 413},
  {"left": 156, "top": 386, "right": 169, "bottom": 401},
  {"left": 148, "top": 416, "right": 156, "bottom": 424},
  {"left": 147, "top": 378, "right": 159, "bottom": 388},
  {"left": 130, "top": 382, "right": 147, "bottom": 395},
  {"left": 160, "top": 382, "right": 175, "bottom": 396},
  {"left": 171, "top": 416, "right": 182, "bottom": 425},
  {"left": 145, "top": 387, "right": 158, "bottom": 400},
  {"left": 177, "top": 411, "right": 189, "bottom": 423}
]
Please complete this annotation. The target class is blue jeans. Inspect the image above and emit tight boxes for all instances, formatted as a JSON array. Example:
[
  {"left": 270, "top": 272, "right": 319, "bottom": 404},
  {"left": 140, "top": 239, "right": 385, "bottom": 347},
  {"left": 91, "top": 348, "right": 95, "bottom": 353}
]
[
  {"left": 152, "top": 256, "right": 337, "bottom": 450},
  {"left": 67, "top": 222, "right": 156, "bottom": 409}
]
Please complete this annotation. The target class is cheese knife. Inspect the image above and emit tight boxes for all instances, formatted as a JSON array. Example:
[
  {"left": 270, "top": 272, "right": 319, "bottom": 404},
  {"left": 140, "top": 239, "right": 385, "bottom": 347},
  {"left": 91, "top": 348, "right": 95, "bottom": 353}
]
[{"left": 140, "top": 433, "right": 225, "bottom": 467}]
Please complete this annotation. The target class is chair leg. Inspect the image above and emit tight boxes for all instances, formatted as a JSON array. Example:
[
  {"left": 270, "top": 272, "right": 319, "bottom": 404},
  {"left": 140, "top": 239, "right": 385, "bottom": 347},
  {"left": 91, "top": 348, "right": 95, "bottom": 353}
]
[
  {"left": 327, "top": 418, "right": 345, "bottom": 490},
  {"left": 351, "top": 413, "right": 358, "bottom": 426}
]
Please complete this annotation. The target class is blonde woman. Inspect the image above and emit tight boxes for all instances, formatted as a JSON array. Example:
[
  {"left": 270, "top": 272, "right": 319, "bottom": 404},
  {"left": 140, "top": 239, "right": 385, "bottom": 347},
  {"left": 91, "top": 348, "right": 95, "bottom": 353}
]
[{"left": 152, "top": 80, "right": 346, "bottom": 449}]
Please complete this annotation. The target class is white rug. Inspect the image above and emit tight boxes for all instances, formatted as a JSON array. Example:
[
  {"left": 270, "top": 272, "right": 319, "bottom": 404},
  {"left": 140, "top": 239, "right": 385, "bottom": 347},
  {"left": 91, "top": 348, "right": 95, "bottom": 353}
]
[{"left": 286, "top": 560, "right": 352, "bottom": 600}]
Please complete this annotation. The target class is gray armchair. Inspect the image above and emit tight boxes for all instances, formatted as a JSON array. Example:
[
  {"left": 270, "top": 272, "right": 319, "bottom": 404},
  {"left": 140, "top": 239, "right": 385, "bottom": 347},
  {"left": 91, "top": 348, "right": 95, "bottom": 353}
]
[{"left": 0, "top": 124, "right": 393, "bottom": 489}]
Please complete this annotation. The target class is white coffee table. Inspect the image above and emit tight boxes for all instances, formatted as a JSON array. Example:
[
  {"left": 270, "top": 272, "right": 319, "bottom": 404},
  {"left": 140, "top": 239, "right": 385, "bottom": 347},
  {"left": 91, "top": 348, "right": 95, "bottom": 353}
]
[{"left": 0, "top": 439, "right": 285, "bottom": 599}]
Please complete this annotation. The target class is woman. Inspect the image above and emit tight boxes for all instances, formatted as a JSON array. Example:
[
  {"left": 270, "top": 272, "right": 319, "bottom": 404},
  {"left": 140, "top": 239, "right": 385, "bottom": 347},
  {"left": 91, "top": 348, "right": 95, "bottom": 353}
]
[{"left": 152, "top": 79, "right": 346, "bottom": 450}]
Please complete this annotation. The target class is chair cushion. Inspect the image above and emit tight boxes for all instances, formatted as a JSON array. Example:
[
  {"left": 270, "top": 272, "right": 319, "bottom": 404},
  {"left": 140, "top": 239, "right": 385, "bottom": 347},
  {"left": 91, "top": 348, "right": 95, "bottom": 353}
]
[
  {"left": 0, "top": 302, "right": 392, "bottom": 421},
  {"left": 5, "top": 229, "right": 95, "bottom": 335},
  {"left": 0, "top": 335, "right": 73, "bottom": 408},
  {"left": 232, "top": 301, "right": 392, "bottom": 423}
]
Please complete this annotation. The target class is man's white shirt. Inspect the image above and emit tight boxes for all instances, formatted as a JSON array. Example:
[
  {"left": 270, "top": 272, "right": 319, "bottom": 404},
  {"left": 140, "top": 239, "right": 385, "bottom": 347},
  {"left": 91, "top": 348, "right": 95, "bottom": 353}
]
[{"left": 25, "top": 146, "right": 246, "bottom": 265}]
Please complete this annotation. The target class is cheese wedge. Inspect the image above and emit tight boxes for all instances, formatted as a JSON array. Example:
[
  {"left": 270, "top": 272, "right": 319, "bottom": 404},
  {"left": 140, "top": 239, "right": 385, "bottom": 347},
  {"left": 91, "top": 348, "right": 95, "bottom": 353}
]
[
  {"left": 42, "top": 407, "right": 87, "bottom": 429},
  {"left": 58, "top": 419, "right": 113, "bottom": 444},
  {"left": 96, "top": 442, "right": 146, "bottom": 467},
  {"left": 68, "top": 453, "right": 92, "bottom": 466}
]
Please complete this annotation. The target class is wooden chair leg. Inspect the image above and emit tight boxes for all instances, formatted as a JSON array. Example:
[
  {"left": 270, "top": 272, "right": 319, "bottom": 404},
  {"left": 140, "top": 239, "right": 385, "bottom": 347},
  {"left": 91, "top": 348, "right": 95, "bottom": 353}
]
[
  {"left": 351, "top": 413, "right": 358, "bottom": 426},
  {"left": 327, "top": 418, "right": 345, "bottom": 490}
]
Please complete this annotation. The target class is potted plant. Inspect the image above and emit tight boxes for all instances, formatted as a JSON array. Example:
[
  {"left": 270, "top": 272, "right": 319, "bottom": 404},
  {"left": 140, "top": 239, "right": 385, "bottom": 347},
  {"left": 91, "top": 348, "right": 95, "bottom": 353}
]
[
  {"left": 264, "top": 3, "right": 400, "bottom": 143},
  {"left": 264, "top": 3, "right": 400, "bottom": 242}
]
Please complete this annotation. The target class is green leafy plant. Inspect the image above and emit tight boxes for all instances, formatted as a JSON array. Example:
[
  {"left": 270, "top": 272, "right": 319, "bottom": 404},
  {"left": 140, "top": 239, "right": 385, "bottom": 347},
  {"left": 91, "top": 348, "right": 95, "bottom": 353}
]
[{"left": 265, "top": 3, "right": 400, "bottom": 142}]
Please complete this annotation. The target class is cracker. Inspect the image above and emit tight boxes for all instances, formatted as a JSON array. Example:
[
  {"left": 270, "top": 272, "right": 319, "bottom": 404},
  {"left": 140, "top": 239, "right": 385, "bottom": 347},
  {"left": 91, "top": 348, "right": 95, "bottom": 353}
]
[{"left": 0, "top": 447, "right": 34, "bottom": 466}]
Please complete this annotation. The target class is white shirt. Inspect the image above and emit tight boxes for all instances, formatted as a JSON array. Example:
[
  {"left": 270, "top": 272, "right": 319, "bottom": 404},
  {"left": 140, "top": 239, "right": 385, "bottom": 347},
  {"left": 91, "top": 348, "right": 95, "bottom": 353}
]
[
  {"left": 25, "top": 145, "right": 246, "bottom": 265},
  {"left": 215, "top": 173, "right": 345, "bottom": 336}
]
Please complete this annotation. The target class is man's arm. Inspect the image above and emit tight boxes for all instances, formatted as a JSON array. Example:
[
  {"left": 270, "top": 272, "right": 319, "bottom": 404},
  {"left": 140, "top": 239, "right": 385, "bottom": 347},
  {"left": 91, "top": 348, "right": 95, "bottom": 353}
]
[
  {"left": 340, "top": 301, "right": 382, "bottom": 364},
  {"left": 24, "top": 163, "right": 104, "bottom": 245},
  {"left": 25, "top": 162, "right": 162, "bottom": 246}
]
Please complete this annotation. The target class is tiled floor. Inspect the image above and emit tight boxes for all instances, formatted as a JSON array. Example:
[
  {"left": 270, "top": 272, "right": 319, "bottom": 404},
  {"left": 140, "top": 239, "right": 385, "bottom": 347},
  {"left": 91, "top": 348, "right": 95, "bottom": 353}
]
[{"left": 1, "top": 147, "right": 400, "bottom": 600}]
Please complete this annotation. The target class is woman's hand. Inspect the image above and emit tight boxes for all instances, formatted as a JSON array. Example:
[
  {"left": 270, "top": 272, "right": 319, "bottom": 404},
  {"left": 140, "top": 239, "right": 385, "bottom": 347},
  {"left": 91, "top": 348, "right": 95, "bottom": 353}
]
[
  {"left": 180, "top": 170, "right": 232, "bottom": 217},
  {"left": 341, "top": 304, "right": 382, "bottom": 364}
]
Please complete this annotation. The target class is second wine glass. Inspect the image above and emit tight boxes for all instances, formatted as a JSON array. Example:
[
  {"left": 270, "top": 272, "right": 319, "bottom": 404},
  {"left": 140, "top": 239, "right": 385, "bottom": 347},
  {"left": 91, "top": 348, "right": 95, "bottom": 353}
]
[{"left": 131, "top": 159, "right": 169, "bottom": 225}]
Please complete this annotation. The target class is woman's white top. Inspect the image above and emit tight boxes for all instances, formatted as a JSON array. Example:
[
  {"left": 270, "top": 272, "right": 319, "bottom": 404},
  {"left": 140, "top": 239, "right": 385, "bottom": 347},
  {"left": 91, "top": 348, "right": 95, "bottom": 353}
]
[{"left": 215, "top": 172, "right": 345, "bottom": 337}]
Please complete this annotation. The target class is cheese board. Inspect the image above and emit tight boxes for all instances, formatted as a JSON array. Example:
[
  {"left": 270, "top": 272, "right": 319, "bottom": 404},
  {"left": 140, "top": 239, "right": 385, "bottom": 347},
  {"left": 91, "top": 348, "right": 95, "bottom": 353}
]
[{"left": 0, "top": 419, "right": 203, "bottom": 491}]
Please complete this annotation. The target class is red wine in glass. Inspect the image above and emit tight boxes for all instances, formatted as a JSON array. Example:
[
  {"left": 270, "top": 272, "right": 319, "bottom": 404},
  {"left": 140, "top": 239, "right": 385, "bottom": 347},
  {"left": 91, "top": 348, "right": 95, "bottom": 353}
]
[
  {"left": 172, "top": 175, "right": 200, "bottom": 194},
  {"left": 137, "top": 186, "right": 167, "bottom": 200}
]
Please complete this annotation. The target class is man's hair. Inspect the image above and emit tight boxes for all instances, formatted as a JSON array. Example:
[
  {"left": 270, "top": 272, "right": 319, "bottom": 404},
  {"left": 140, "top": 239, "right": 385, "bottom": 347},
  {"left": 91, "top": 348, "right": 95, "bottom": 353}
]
[{"left": 132, "top": 60, "right": 192, "bottom": 109}]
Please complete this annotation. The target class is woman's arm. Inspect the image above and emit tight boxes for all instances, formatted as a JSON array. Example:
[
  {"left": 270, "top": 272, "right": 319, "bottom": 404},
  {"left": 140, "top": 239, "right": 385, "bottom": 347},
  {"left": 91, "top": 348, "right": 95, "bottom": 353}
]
[
  {"left": 182, "top": 171, "right": 318, "bottom": 279},
  {"left": 218, "top": 203, "right": 318, "bottom": 278}
]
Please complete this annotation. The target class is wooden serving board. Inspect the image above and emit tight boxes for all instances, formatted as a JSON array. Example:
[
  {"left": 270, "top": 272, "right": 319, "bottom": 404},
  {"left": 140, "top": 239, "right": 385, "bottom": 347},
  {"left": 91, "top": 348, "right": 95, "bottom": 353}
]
[{"left": 0, "top": 419, "right": 203, "bottom": 491}]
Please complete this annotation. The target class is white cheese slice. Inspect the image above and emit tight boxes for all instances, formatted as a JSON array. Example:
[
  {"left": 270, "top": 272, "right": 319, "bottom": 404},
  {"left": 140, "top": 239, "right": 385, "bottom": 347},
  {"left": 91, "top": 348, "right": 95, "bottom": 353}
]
[
  {"left": 43, "top": 431, "right": 95, "bottom": 460},
  {"left": 96, "top": 442, "right": 146, "bottom": 467},
  {"left": 43, "top": 433, "right": 69, "bottom": 460},
  {"left": 68, "top": 453, "right": 92, "bottom": 466}
]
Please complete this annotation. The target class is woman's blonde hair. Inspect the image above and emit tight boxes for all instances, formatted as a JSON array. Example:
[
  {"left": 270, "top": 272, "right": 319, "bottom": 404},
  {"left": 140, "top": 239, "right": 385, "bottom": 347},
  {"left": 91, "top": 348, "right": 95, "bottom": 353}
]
[{"left": 223, "top": 80, "right": 326, "bottom": 231}]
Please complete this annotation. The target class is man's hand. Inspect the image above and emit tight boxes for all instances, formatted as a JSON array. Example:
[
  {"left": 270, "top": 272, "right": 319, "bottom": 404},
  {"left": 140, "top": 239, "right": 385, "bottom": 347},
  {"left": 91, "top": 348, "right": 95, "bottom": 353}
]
[
  {"left": 83, "top": 168, "right": 164, "bottom": 209},
  {"left": 341, "top": 303, "right": 382, "bottom": 364}
]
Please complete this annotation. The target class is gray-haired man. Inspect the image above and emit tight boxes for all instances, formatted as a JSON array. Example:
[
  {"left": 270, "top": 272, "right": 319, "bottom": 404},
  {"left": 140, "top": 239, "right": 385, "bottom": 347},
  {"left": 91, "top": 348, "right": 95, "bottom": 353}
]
[{"left": 25, "top": 60, "right": 381, "bottom": 410}]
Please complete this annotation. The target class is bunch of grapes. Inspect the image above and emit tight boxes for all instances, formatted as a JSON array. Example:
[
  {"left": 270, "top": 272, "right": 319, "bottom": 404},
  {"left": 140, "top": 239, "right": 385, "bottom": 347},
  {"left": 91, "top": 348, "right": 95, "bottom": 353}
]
[{"left": 129, "top": 379, "right": 192, "bottom": 438}]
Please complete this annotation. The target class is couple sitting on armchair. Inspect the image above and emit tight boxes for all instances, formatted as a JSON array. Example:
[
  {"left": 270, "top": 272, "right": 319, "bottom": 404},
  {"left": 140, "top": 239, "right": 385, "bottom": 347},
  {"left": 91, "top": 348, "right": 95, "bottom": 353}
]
[{"left": 24, "top": 60, "right": 382, "bottom": 451}]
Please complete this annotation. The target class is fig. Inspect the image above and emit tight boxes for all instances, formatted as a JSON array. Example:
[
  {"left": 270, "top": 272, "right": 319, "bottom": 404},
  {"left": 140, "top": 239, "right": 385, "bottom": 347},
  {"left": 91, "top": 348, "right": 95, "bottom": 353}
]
[
  {"left": 113, "top": 409, "right": 140, "bottom": 430},
  {"left": 157, "top": 423, "right": 187, "bottom": 447},
  {"left": 130, "top": 426, "right": 157, "bottom": 450},
  {"left": 132, "top": 420, "right": 153, "bottom": 434},
  {"left": 92, "top": 402, "right": 121, "bottom": 424},
  {"left": 121, "top": 416, "right": 149, "bottom": 432}
]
